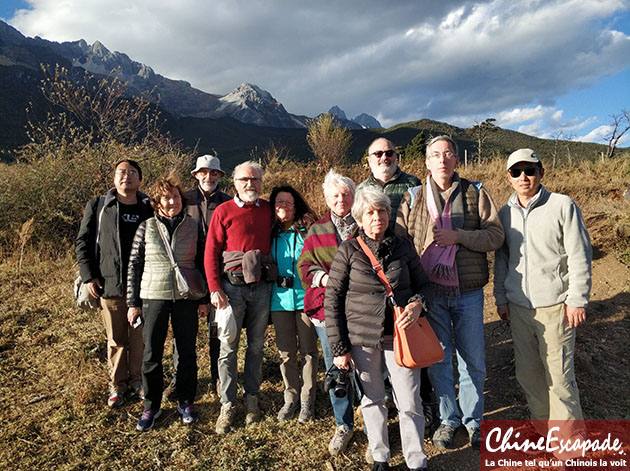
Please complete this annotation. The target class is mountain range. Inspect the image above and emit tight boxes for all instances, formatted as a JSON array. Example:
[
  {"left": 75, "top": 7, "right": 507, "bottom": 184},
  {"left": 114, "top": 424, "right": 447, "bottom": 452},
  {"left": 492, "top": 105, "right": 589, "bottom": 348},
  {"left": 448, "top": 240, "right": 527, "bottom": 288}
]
[
  {"left": 0, "top": 20, "right": 381, "bottom": 137},
  {"left": 0, "top": 20, "right": 610, "bottom": 168}
]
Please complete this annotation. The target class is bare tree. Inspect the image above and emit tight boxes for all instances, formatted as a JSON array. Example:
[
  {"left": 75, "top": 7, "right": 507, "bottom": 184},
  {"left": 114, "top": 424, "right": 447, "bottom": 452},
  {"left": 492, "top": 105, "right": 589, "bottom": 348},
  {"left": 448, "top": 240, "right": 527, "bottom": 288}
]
[
  {"left": 604, "top": 109, "right": 630, "bottom": 159},
  {"left": 306, "top": 112, "right": 352, "bottom": 170},
  {"left": 35, "top": 64, "right": 162, "bottom": 147},
  {"left": 564, "top": 132, "right": 576, "bottom": 166},
  {"left": 550, "top": 130, "right": 564, "bottom": 169},
  {"left": 467, "top": 118, "right": 497, "bottom": 164}
]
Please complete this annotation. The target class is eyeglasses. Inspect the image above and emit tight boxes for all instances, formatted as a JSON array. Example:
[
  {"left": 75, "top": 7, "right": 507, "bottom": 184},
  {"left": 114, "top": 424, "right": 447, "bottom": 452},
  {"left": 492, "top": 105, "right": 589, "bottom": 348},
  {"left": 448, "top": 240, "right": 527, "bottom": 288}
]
[
  {"left": 234, "top": 177, "right": 261, "bottom": 183},
  {"left": 275, "top": 200, "right": 294, "bottom": 207},
  {"left": 370, "top": 149, "right": 396, "bottom": 158},
  {"left": 509, "top": 167, "right": 538, "bottom": 178},
  {"left": 115, "top": 169, "right": 139, "bottom": 177},
  {"left": 429, "top": 151, "right": 456, "bottom": 159}
]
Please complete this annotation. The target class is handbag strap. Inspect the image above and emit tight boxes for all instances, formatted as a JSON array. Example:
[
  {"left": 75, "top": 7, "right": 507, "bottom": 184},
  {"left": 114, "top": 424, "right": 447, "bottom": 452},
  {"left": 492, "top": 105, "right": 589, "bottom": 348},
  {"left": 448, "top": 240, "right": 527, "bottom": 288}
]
[
  {"left": 155, "top": 220, "right": 179, "bottom": 270},
  {"left": 356, "top": 236, "right": 397, "bottom": 306}
]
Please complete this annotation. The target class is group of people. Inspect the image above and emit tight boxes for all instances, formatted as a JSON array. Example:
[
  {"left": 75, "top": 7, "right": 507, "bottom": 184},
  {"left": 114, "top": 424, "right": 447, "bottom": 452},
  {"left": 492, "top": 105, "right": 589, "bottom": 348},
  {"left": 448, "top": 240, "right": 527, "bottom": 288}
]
[{"left": 76, "top": 135, "right": 592, "bottom": 471}]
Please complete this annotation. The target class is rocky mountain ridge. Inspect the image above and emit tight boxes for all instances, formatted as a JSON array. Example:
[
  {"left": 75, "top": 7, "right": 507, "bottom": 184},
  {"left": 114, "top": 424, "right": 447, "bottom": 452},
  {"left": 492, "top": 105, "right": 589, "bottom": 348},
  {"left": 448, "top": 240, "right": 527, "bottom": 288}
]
[
  {"left": 328, "top": 105, "right": 383, "bottom": 129},
  {"left": 0, "top": 20, "right": 380, "bottom": 130}
]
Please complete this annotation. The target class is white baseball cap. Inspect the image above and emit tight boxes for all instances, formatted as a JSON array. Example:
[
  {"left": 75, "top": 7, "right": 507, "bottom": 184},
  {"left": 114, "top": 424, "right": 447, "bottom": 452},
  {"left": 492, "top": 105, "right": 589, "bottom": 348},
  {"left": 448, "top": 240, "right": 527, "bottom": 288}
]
[
  {"left": 506, "top": 148, "right": 541, "bottom": 169},
  {"left": 191, "top": 154, "right": 225, "bottom": 176}
]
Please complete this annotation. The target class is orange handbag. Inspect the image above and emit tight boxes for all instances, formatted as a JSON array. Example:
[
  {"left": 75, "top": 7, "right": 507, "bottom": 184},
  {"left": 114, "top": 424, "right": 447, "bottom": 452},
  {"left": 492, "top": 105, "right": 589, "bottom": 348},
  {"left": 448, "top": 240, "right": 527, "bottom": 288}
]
[{"left": 356, "top": 236, "right": 444, "bottom": 369}]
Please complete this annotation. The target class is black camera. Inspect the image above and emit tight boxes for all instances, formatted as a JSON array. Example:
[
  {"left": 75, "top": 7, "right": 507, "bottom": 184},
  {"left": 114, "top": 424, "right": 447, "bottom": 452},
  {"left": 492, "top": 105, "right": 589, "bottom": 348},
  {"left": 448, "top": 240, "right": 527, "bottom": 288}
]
[
  {"left": 324, "top": 365, "right": 351, "bottom": 398},
  {"left": 276, "top": 276, "right": 294, "bottom": 289}
]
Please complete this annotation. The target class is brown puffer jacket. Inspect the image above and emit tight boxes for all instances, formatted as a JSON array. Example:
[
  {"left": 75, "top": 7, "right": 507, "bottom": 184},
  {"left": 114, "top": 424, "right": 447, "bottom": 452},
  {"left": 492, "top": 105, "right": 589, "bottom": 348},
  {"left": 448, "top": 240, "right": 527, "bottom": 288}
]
[{"left": 324, "top": 230, "right": 432, "bottom": 356}]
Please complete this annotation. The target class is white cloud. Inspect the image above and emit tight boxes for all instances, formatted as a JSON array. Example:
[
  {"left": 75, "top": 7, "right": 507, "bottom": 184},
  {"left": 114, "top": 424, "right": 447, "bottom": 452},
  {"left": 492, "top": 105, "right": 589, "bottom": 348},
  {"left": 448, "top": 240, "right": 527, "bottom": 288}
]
[
  {"left": 6, "top": 0, "right": 630, "bottom": 142},
  {"left": 495, "top": 106, "right": 556, "bottom": 127},
  {"left": 577, "top": 125, "right": 611, "bottom": 143},
  {"left": 576, "top": 124, "right": 630, "bottom": 147}
]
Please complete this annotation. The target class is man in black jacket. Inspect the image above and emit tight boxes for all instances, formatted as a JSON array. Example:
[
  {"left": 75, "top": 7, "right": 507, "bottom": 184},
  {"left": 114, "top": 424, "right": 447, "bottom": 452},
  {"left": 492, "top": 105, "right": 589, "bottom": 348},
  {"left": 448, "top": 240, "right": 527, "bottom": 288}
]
[
  {"left": 164, "top": 155, "right": 231, "bottom": 400},
  {"left": 76, "top": 159, "right": 154, "bottom": 408}
]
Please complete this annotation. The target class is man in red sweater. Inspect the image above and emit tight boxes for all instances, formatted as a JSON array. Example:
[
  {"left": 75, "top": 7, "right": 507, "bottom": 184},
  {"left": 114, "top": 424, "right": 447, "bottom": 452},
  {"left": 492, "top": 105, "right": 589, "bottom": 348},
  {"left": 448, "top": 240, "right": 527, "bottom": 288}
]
[{"left": 205, "top": 160, "right": 273, "bottom": 434}]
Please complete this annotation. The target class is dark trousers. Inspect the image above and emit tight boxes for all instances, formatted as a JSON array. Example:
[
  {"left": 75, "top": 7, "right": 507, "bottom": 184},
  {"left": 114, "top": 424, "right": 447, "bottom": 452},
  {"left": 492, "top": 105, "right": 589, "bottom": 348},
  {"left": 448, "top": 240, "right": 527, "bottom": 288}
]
[
  {"left": 142, "top": 299, "right": 199, "bottom": 411},
  {"left": 172, "top": 309, "right": 219, "bottom": 385}
]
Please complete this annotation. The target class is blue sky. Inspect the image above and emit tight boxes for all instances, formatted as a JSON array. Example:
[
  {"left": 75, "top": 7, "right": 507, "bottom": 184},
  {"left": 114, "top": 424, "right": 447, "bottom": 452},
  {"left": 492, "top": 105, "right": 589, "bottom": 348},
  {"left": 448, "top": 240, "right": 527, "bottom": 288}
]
[{"left": 2, "top": 0, "right": 629, "bottom": 145}]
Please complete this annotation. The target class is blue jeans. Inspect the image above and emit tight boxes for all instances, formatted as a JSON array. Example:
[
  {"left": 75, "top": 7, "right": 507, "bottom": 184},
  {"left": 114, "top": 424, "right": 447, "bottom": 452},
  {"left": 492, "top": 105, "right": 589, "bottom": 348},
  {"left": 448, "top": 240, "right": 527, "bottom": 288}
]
[
  {"left": 314, "top": 324, "right": 354, "bottom": 430},
  {"left": 426, "top": 289, "right": 486, "bottom": 429},
  {"left": 219, "top": 281, "right": 272, "bottom": 404}
]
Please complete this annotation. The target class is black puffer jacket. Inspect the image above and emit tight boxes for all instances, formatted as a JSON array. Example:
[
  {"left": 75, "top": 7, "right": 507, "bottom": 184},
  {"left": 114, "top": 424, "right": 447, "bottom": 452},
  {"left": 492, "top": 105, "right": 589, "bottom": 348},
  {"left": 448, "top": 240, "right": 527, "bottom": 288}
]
[
  {"left": 325, "top": 230, "right": 431, "bottom": 356},
  {"left": 75, "top": 188, "right": 153, "bottom": 298}
]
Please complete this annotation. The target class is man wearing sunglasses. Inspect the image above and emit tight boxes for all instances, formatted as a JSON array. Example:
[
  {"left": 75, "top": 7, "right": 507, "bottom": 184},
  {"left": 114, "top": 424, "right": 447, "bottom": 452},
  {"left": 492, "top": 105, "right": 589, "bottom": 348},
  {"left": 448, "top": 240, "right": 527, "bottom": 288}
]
[
  {"left": 494, "top": 148, "right": 591, "bottom": 434},
  {"left": 357, "top": 138, "right": 420, "bottom": 231}
]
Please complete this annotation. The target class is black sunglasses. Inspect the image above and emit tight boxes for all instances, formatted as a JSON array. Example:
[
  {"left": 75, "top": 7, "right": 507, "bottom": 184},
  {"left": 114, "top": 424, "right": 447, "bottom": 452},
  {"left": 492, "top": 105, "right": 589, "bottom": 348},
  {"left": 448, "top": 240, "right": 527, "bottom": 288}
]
[
  {"left": 370, "top": 149, "right": 396, "bottom": 158},
  {"left": 509, "top": 167, "right": 538, "bottom": 178}
]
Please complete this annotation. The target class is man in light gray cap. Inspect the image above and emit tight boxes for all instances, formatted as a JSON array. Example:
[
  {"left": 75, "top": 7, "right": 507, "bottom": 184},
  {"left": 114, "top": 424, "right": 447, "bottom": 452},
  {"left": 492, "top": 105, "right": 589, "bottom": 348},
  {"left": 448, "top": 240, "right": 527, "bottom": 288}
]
[
  {"left": 494, "top": 148, "right": 591, "bottom": 436},
  {"left": 165, "top": 155, "right": 231, "bottom": 400}
]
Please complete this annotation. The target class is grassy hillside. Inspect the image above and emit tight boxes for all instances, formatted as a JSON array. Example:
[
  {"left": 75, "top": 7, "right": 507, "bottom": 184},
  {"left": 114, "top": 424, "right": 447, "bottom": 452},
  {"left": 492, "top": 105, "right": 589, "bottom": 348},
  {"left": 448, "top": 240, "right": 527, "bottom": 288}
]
[{"left": 169, "top": 116, "right": 615, "bottom": 171}]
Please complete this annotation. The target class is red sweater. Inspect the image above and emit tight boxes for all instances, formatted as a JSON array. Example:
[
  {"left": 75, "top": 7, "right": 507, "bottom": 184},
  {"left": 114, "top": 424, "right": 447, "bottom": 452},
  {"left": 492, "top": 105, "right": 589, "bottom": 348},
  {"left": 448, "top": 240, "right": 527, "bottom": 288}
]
[{"left": 204, "top": 198, "right": 272, "bottom": 292}]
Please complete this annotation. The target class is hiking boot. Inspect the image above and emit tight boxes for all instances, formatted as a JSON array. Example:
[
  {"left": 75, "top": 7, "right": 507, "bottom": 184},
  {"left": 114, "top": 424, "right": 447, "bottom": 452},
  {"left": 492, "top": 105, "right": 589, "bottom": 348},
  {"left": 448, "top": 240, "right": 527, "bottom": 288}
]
[
  {"left": 215, "top": 402, "right": 235, "bottom": 434},
  {"left": 365, "top": 445, "right": 374, "bottom": 464},
  {"left": 328, "top": 425, "right": 353, "bottom": 456},
  {"left": 422, "top": 401, "right": 435, "bottom": 438},
  {"left": 129, "top": 384, "right": 144, "bottom": 401},
  {"left": 177, "top": 401, "right": 198, "bottom": 425},
  {"left": 136, "top": 409, "right": 161, "bottom": 432},
  {"left": 467, "top": 426, "right": 480, "bottom": 450},
  {"left": 277, "top": 401, "right": 298, "bottom": 422},
  {"left": 372, "top": 462, "right": 389, "bottom": 471},
  {"left": 163, "top": 379, "right": 177, "bottom": 403},
  {"left": 107, "top": 391, "right": 125, "bottom": 408},
  {"left": 244, "top": 394, "right": 260, "bottom": 425},
  {"left": 297, "top": 401, "right": 314, "bottom": 423},
  {"left": 433, "top": 423, "right": 456, "bottom": 449}
]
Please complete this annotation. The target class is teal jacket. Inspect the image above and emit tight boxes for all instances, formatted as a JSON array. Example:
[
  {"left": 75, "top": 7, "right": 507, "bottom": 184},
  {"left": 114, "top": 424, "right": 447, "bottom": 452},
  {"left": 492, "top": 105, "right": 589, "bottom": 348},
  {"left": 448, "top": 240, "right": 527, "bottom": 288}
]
[{"left": 271, "top": 228, "right": 307, "bottom": 311}]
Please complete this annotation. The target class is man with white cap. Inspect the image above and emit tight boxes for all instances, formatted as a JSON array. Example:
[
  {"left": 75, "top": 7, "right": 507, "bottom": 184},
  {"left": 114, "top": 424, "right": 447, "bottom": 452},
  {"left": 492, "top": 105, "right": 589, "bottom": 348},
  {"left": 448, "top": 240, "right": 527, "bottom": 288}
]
[
  {"left": 165, "top": 155, "right": 231, "bottom": 400},
  {"left": 494, "top": 148, "right": 591, "bottom": 431}
]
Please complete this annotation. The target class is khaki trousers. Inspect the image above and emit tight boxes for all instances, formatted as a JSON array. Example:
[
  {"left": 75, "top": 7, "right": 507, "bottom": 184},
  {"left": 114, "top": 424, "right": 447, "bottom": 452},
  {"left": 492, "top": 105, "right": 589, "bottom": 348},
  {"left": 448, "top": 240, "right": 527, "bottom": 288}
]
[
  {"left": 509, "top": 302, "right": 583, "bottom": 422},
  {"left": 101, "top": 297, "right": 144, "bottom": 393},
  {"left": 271, "top": 310, "right": 318, "bottom": 404}
]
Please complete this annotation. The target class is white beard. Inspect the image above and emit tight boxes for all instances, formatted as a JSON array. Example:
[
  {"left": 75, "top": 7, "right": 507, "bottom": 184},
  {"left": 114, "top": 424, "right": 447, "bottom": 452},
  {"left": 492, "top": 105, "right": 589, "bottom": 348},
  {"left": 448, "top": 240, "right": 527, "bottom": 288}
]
[{"left": 240, "top": 189, "right": 259, "bottom": 203}]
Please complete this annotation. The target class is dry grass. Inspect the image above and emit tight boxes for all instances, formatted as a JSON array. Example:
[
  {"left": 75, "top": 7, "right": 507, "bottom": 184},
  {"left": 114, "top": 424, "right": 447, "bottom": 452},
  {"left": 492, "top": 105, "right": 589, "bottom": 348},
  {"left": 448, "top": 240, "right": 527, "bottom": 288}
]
[{"left": 1, "top": 157, "right": 629, "bottom": 471}]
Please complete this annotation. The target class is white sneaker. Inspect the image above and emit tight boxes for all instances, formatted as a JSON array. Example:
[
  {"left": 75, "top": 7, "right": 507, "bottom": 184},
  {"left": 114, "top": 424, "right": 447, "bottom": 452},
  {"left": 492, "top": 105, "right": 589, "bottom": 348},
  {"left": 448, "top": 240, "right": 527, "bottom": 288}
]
[{"left": 328, "top": 425, "right": 353, "bottom": 456}]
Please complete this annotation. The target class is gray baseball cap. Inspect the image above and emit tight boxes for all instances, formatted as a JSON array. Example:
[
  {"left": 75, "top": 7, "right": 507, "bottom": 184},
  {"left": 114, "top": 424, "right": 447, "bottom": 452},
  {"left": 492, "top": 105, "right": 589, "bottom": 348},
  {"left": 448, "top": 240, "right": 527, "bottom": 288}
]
[
  {"left": 191, "top": 154, "right": 225, "bottom": 176},
  {"left": 506, "top": 148, "right": 541, "bottom": 169}
]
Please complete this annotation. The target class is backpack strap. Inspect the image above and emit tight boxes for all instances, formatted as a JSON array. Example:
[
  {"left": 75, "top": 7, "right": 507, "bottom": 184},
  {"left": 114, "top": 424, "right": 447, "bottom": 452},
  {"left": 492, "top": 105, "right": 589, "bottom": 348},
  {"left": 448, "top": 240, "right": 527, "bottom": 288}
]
[{"left": 94, "top": 196, "right": 106, "bottom": 258}]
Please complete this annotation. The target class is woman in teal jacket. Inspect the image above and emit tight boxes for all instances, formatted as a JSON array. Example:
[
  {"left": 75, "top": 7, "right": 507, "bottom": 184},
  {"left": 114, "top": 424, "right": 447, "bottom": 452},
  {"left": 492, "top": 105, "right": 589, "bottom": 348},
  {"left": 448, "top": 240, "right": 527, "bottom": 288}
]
[{"left": 270, "top": 185, "right": 318, "bottom": 423}]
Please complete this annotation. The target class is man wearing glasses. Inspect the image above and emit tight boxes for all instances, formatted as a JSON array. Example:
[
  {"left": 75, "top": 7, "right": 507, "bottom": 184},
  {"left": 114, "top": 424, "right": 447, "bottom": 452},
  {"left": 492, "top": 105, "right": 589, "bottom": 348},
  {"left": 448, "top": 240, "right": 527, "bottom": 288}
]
[
  {"left": 493, "top": 149, "right": 591, "bottom": 433},
  {"left": 204, "top": 160, "right": 274, "bottom": 434},
  {"left": 76, "top": 159, "right": 154, "bottom": 408},
  {"left": 164, "top": 155, "right": 231, "bottom": 401},
  {"left": 358, "top": 137, "right": 420, "bottom": 230},
  {"left": 396, "top": 135, "right": 504, "bottom": 450}
]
